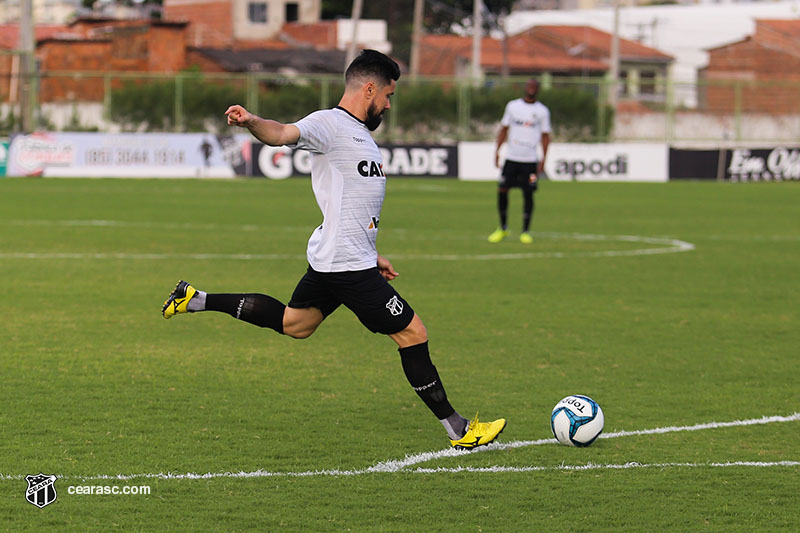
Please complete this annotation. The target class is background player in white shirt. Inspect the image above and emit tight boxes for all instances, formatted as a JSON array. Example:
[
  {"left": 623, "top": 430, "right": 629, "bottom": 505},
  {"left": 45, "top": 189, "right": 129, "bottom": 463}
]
[
  {"left": 161, "top": 50, "right": 505, "bottom": 450},
  {"left": 489, "top": 78, "right": 551, "bottom": 244}
]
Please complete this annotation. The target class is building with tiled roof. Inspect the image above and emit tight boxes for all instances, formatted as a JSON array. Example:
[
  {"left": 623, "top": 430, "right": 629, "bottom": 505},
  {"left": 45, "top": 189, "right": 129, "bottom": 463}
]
[
  {"left": 1, "top": 18, "right": 187, "bottom": 103},
  {"left": 418, "top": 34, "right": 608, "bottom": 78},
  {"left": 418, "top": 26, "right": 673, "bottom": 104},
  {"left": 700, "top": 19, "right": 800, "bottom": 113},
  {"left": 163, "top": 0, "right": 321, "bottom": 48}
]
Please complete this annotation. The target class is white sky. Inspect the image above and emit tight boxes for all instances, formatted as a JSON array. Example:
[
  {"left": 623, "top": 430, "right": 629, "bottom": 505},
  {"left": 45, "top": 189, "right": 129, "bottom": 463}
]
[{"left": 505, "top": 1, "right": 800, "bottom": 106}]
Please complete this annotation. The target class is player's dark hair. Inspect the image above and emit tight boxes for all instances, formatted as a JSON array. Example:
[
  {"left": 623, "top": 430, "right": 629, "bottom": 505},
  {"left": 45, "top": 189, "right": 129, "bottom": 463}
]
[{"left": 345, "top": 49, "right": 401, "bottom": 87}]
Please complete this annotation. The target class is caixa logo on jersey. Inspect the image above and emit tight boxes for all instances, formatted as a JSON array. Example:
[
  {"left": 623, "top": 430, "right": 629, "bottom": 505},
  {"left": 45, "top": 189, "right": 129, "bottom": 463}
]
[
  {"left": 253, "top": 145, "right": 312, "bottom": 179},
  {"left": 357, "top": 160, "right": 385, "bottom": 177}
]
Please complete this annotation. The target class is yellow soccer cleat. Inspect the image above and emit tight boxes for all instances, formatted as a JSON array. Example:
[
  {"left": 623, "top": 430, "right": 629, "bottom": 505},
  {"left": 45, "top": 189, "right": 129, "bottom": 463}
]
[
  {"left": 487, "top": 228, "right": 509, "bottom": 243},
  {"left": 162, "top": 280, "right": 197, "bottom": 319},
  {"left": 450, "top": 413, "right": 507, "bottom": 450},
  {"left": 520, "top": 232, "right": 533, "bottom": 244}
]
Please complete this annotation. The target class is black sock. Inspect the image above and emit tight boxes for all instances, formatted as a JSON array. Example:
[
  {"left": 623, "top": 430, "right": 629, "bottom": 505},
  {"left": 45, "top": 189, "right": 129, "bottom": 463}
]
[
  {"left": 205, "top": 293, "right": 285, "bottom": 334},
  {"left": 398, "top": 341, "right": 455, "bottom": 420},
  {"left": 498, "top": 190, "right": 509, "bottom": 229},
  {"left": 523, "top": 190, "right": 534, "bottom": 232}
]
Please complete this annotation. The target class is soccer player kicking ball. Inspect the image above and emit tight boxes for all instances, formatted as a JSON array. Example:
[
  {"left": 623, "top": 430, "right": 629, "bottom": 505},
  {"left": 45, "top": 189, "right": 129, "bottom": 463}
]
[{"left": 161, "top": 50, "right": 505, "bottom": 450}]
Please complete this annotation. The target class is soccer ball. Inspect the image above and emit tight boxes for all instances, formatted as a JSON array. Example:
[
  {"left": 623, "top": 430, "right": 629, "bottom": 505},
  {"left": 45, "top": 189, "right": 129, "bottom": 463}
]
[{"left": 550, "top": 395, "right": 604, "bottom": 447}]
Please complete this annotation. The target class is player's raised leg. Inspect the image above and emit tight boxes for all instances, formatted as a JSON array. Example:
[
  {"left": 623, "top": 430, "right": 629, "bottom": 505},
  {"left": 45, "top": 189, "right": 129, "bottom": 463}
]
[{"left": 161, "top": 280, "right": 323, "bottom": 338}]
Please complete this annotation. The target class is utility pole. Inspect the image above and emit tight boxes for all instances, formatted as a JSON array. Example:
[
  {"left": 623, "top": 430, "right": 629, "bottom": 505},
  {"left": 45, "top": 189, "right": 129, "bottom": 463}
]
[
  {"left": 19, "top": 0, "right": 35, "bottom": 132},
  {"left": 608, "top": 0, "right": 620, "bottom": 111},
  {"left": 409, "top": 0, "right": 424, "bottom": 80},
  {"left": 346, "top": 0, "right": 364, "bottom": 67},
  {"left": 471, "top": 0, "right": 482, "bottom": 85},
  {"left": 500, "top": 12, "right": 509, "bottom": 80}
]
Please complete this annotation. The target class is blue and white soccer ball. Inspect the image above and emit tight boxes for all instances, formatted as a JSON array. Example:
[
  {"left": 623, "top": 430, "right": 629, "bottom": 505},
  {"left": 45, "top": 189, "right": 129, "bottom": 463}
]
[{"left": 550, "top": 395, "right": 604, "bottom": 447}]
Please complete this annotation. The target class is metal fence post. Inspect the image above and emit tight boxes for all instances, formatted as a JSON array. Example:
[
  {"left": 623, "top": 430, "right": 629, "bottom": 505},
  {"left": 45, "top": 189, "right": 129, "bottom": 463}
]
[
  {"left": 734, "top": 81, "right": 742, "bottom": 141},
  {"left": 665, "top": 76, "right": 674, "bottom": 142},
  {"left": 320, "top": 77, "right": 330, "bottom": 109},
  {"left": 457, "top": 81, "right": 470, "bottom": 140},
  {"left": 597, "top": 78, "right": 607, "bottom": 141},
  {"left": 174, "top": 73, "right": 184, "bottom": 132},
  {"left": 540, "top": 71, "right": 552, "bottom": 91},
  {"left": 103, "top": 74, "right": 112, "bottom": 125},
  {"left": 246, "top": 74, "right": 258, "bottom": 116}
]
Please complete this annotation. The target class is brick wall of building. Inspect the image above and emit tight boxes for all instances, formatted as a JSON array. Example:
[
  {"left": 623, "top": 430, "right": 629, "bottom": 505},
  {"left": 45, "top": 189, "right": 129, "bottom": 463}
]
[
  {"left": 37, "top": 40, "right": 113, "bottom": 102},
  {"left": 703, "top": 39, "right": 800, "bottom": 114},
  {"left": 147, "top": 25, "right": 187, "bottom": 72},
  {"left": 165, "top": 0, "right": 233, "bottom": 47}
]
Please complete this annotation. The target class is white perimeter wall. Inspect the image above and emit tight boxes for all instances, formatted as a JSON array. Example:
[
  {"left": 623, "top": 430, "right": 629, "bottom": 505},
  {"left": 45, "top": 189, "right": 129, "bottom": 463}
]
[{"left": 459, "top": 141, "right": 668, "bottom": 182}]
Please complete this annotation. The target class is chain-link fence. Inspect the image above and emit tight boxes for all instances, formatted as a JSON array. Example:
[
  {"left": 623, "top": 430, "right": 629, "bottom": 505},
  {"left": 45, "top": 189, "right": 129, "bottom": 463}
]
[{"left": 3, "top": 66, "right": 800, "bottom": 145}]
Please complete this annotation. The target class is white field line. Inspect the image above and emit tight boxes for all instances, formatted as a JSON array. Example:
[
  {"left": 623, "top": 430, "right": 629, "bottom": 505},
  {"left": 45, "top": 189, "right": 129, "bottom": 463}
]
[
  {"left": 413, "top": 461, "right": 800, "bottom": 474},
  {"left": 8, "top": 219, "right": 798, "bottom": 243},
  {"left": 367, "top": 412, "right": 800, "bottom": 472},
  {"left": 0, "top": 224, "right": 695, "bottom": 260},
  {"left": 0, "top": 413, "right": 796, "bottom": 482}
]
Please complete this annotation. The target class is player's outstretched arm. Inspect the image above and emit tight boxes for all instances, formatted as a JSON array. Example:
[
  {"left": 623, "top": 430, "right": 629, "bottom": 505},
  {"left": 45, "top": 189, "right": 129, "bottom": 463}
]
[{"left": 225, "top": 105, "right": 300, "bottom": 146}]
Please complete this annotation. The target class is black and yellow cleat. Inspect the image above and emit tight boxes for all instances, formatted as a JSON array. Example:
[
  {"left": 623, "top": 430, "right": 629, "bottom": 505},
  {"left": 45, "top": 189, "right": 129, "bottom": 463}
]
[
  {"left": 450, "top": 413, "right": 507, "bottom": 450},
  {"left": 162, "top": 280, "right": 197, "bottom": 319}
]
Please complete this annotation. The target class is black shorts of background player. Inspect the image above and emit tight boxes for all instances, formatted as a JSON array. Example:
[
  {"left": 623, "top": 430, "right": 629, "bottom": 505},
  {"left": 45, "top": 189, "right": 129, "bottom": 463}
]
[{"left": 499, "top": 159, "right": 539, "bottom": 236}]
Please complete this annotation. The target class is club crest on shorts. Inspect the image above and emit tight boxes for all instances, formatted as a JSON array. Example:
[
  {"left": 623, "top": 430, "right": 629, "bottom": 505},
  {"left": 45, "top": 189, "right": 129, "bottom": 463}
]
[
  {"left": 385, "top": 295, "right": 403, "bottom": 316},
  {"left": 25, "top": 473, "right": 57, "bottom": 508}
]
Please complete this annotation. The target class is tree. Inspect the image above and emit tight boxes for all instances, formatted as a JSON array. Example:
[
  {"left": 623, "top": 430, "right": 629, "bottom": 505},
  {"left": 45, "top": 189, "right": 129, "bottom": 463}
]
[{"left": 425, "top": 0, "right": 513, "bottom": 34}]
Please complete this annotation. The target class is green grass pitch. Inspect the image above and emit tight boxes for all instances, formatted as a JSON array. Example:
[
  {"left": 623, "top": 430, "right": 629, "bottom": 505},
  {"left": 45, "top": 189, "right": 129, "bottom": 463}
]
[{"left": 0, "top": 177, "right": 798, "bottom": 531}]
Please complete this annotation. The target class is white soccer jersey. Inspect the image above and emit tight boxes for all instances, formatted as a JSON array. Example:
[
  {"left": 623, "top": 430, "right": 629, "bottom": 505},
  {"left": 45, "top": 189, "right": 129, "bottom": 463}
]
[
  {"left": 500, "top": 99, "right": 551, "bottom": 163},
  {"left": 291, "top": 107, "right": 386, "bottom": 272}
]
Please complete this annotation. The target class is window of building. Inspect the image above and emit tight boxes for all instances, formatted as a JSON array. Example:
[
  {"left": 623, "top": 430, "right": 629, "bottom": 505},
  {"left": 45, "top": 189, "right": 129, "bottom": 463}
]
[
  {"left": 248, "top": 2, "right": 267, "bottom": 24},
  {"left": 618, "top": 70, "right": 629, "bottom": 96},
  {"left": 285, "top": 3, "right": 299, "bottom": 23},
  {"left": 640, "top": 71, "right": 657, "bottom": 95}
]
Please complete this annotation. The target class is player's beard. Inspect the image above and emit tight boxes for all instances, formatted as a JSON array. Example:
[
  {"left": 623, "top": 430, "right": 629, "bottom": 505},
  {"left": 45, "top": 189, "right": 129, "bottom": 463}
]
[{"left": 365, "top": 103, "right": 384, "bottom": 131}]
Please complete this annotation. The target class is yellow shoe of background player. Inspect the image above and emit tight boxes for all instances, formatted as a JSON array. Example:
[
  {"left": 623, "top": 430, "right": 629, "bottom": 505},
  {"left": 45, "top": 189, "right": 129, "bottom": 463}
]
[
  {"left": 162, "top": 280, "right": 197, "bottom": 319},
  {"left": 487, "top": 228, "right": 509, "bottom": 243},
  {"left": 520, "top": 232, "right": 534, "bottom": 244},
  {"left": 450, "top": 413, "right": 507, "bottom": 450}
]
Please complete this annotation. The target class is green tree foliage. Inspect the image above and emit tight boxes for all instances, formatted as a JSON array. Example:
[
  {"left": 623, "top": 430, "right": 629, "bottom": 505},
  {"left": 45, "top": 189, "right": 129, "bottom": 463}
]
[
  {"left": 425, "top": 0, "right": 513, "bottom": 34},
  {"left": 111, "top": 75, "right": 246, "bottom": 131},
  {"left": 110, "top": 74, "right": 611, "bottom": 140}
]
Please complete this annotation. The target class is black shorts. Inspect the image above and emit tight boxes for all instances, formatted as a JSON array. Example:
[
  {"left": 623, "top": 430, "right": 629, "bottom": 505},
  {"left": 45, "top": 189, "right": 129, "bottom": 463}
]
[
  {"left": 500, "top": 160, "right": 539, "bottom": 191},
  {"left": 288, "top": 266, "right": 415, "bottom": 335}
]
